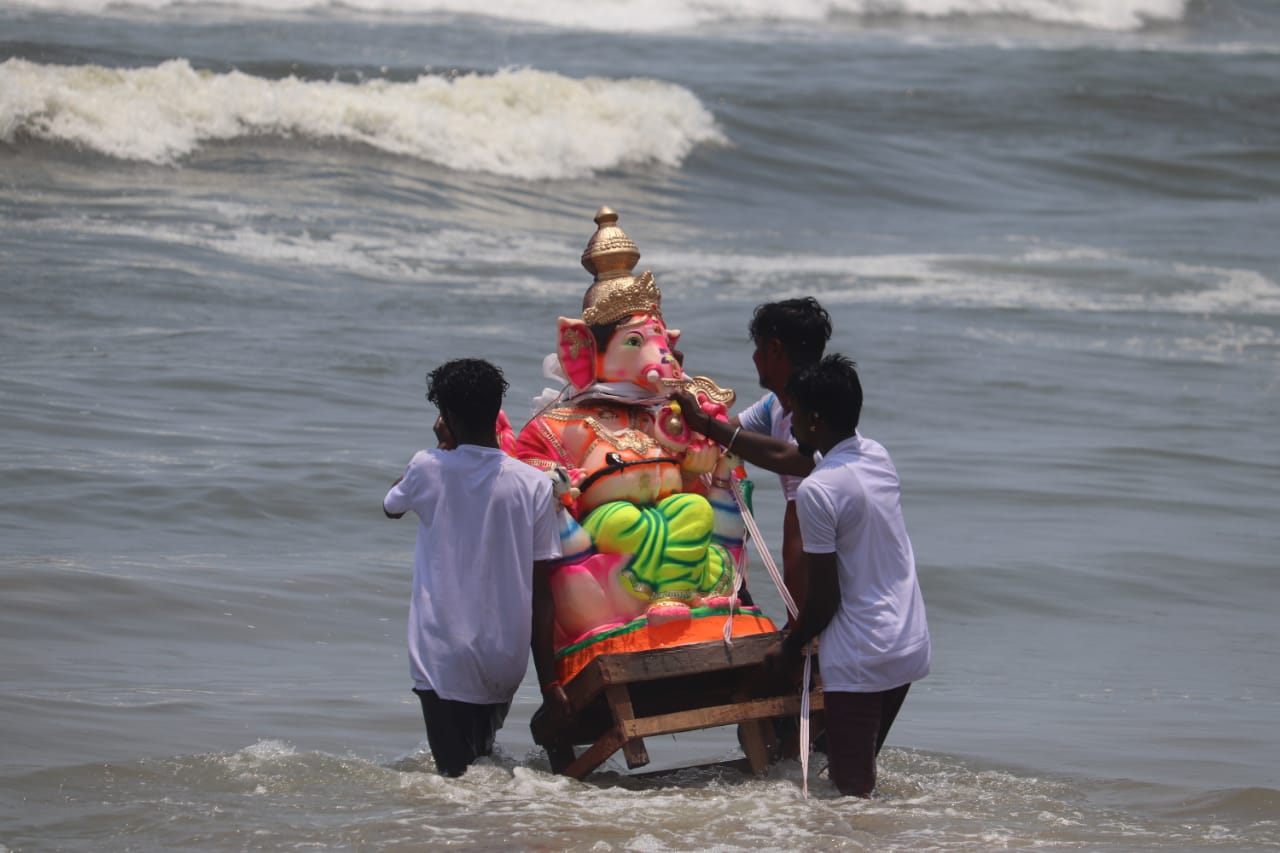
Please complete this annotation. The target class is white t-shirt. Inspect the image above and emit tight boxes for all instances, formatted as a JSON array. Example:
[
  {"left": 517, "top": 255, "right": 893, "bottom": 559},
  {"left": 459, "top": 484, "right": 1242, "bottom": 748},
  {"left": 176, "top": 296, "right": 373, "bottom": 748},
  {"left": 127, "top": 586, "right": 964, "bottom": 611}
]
[
  {"left": 796, "top": 434, "right": 930, "bottom": 693},
  {"left": 384, "top": 445, "right": 561, "bottom": 704},
  {"left": 738, "top": 392, "right": 804, "bottom": 501}
]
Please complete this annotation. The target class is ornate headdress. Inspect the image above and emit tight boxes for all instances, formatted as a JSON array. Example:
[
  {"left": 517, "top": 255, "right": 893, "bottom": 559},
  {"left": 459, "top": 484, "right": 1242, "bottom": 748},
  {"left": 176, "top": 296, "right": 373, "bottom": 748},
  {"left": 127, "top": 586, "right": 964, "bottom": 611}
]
[{"left": 579, "top": 207, "right": 661, "bottom": 327}]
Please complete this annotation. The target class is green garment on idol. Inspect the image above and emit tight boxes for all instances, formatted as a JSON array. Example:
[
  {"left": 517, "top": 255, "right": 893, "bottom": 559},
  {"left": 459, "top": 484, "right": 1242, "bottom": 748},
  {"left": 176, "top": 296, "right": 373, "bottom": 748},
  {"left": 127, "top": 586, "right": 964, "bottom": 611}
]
[{"left": 581, "top": 492, "right": 732, "bottom": 601}]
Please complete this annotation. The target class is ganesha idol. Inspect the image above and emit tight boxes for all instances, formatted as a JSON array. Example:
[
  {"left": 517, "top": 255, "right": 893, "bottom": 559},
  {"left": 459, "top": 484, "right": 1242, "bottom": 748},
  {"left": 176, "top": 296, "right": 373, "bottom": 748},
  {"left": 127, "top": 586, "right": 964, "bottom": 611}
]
[{"left": 513, "top": 207, "right": 777, "bottom": 682}]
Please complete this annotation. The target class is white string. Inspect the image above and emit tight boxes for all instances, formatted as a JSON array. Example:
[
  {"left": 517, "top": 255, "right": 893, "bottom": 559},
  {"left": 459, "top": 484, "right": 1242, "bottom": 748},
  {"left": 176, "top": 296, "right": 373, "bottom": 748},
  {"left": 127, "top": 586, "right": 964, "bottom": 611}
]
[
  {"left": 798, "top": 657, "right": 812, "bottom": 798},
  {"left": 732, "top": 478, "right": 797, "bottom": 616},
  {"left": 702, "top": 471, "right": 744, "bottom": 648},
  {"left": 721, "top": 540, "right": 748, "bottom": 646}
]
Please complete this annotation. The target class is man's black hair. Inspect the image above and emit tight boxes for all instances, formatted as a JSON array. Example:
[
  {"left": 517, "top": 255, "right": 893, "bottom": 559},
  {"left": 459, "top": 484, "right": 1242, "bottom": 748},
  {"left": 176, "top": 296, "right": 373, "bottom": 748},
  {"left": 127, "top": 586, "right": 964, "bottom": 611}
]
[
  {"left": 787, "top": 353, "right": 863, "bottom": 433},
  {"left": 426, "top": 358, "right": 509, "bottom": 435},
  {"left": 748, "top": 297, "right": 832, "bottom": 366}
]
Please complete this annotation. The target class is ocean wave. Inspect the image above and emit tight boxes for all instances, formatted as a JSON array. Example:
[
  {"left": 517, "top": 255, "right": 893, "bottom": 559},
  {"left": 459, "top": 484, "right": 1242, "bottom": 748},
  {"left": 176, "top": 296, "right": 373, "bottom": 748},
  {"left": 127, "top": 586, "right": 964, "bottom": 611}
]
[
  {"left": 656, "top": 244, "right": 1280, "bottom": 319},
  {"left": 10, "top": 202, "right": 1277, "bottom": 325},
  {"left": 0, "top": 58, "right": 726, "bottom": 178},
  {"left": 12, "top": 744, "right": 1275, "bottom": 852},
  {"left": 0, "top": 0, "right": 1188, "bottom": 32}
]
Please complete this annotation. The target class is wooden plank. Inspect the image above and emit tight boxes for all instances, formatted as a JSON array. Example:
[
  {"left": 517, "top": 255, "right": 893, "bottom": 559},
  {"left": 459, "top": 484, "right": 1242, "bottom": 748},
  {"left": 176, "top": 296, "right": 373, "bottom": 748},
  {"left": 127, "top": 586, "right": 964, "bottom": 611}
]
[
  {"left": 561, "top": 729, "right": 629, "bottom": 781},
  {"left": 563, "top": 660, "right": 608, "bottom": 709},
  {"left": 593, "top": 633, "right": 783, "bottom": 685},
  {"left": 620, "top": 693, "right": 823, "bottom": 739},
  {"left": 736, "top": 719, "right": 774, "bottom": 775},
  {"left": 605, "top": 684, "right": 650, "bottom": 769}
]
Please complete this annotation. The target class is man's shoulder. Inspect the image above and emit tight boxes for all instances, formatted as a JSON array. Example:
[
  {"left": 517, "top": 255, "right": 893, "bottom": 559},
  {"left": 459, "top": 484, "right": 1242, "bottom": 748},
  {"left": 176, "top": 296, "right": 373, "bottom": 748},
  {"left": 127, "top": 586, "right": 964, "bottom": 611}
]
[
  {"left": 795, "top": 470, "right": 831, "bottom": 500},
  {"left": 499, "top": 453, "right": 553, "bottom": 490},
  {"left": 847, "top": 434, "right": 894, "bottom": 467},
  {"left": 801, "top": 453, "right": 854, "bottom": 498},
  {"left": 794, "top": 473, "right": 842, "bottom": 530},
  {"left": 405, "top": 448, "right": 440, "bottom": 471},
  {"left": 738, "top": 392, "right": 778, "bottom": 429},
  {"left": 827, "top": 433, "right": 883, "bottom": 459}
]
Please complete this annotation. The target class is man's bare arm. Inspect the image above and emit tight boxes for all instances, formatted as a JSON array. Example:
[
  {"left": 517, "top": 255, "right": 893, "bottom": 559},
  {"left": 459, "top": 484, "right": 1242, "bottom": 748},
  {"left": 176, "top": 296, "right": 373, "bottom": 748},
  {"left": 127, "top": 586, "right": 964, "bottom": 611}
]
[{"left": 670, "top": 389, "right": 815, "bottom": 477}]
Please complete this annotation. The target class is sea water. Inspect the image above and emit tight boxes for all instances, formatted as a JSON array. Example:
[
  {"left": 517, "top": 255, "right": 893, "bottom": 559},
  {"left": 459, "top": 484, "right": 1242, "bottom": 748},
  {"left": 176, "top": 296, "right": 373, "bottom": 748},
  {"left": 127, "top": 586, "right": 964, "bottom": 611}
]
[{"left": 2, "top": 0, "right": 1279, "bottom": 849}]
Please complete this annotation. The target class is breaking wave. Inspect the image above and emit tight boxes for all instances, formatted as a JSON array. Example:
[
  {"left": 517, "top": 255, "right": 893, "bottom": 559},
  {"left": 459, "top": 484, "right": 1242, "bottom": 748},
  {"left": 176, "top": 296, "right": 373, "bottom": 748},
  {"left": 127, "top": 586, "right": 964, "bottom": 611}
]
[
  {"left": 0, "top": 58, "right": 726, "bottom": 178},
  {"left": 0, "top": 0, "right": 1189, "bottom": 33}
]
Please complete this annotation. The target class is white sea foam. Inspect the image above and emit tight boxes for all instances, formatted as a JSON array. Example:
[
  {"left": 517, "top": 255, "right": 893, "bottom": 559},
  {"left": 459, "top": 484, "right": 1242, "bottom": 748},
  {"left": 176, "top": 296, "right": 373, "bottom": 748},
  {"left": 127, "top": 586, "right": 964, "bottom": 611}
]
[
  {"left": 848, "top": 0, "right": 1186, "bottom": 32},
  {"left": 221, "top": 739, "right": 299, "bottom": 770},
  {"left": 0, "top": 58, "right": 726, "bottom": 178},
  {"left": 0, "top": 0, "right": 1187, "bottom": 32},
  {"left": 653, "top": 244, "right": 1280, "bottom": 318},
  {"left": 14, "top": 197, "right": 1275, "bottom": 322}
]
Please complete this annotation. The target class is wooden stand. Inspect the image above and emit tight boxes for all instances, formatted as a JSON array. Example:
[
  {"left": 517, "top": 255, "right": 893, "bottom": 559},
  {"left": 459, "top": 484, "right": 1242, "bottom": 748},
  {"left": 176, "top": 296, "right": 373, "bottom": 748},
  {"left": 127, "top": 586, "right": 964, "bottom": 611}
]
[{"left": 531, "top": 631, "right": 823, "bottom": 779}]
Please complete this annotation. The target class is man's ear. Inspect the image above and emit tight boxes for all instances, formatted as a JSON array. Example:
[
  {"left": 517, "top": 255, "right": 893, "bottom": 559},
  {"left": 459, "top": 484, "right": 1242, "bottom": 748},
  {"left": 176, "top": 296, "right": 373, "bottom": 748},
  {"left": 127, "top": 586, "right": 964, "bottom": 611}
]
[{"left": 557, "top": 317, "right": 597, "bottom": 390}]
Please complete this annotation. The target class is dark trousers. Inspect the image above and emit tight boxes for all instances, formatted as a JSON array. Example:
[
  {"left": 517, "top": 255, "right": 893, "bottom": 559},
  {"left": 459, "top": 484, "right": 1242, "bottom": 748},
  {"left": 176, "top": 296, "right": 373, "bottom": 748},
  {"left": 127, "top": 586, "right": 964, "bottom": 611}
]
[
  {"left": 823, "top": 683, "right": 911, "bottom": 797},
  {"left": 413, "top": 688, "right": 510, "bottom": 778}
]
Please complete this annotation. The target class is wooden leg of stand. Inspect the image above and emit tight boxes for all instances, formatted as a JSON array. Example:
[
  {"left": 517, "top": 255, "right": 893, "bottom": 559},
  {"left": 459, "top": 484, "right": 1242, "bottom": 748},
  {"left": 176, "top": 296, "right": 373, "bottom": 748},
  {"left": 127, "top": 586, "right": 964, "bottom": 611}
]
[
  {"left": 605, "top": 684, "right": 650, "bottom": 769},
  {"left": 736, "top": 719, "right": 774, "bottom": 775},
  {"left": 563, "top": 729, "right": 628, "bottom": 780},
  {"left": 546, "top": 741, "right": 576, "bottom": 775}
]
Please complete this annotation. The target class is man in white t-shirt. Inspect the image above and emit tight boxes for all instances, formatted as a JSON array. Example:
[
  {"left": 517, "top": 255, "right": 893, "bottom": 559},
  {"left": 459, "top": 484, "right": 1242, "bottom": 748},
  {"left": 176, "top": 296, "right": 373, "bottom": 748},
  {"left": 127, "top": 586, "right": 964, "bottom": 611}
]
[
  {"left": 731, "top": 297, "right": 832, "bottom": 614},
  {"left": 383, "top": 358, "right": 563, "bottom": 777},
  {"left": 767, "top": 354, "right": 930, "bottom": 797},
  {"left": 674, "top": 354, "right": 929, "bottom": 794}
]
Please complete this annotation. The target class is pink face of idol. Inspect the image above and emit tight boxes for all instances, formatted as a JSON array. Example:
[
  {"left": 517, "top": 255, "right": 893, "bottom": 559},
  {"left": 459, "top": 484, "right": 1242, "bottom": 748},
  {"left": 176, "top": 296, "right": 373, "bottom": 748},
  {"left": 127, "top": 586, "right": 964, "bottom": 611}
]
[{"left": 597, "top": 313, "right": 683, "bottom": 391}]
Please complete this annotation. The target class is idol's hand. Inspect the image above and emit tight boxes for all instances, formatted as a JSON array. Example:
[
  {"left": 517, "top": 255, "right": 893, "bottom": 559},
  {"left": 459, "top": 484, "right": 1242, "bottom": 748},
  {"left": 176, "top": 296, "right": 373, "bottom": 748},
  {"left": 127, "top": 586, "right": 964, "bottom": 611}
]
[{"left": 681, "top": 439, "right": 719, "bottom": 476}]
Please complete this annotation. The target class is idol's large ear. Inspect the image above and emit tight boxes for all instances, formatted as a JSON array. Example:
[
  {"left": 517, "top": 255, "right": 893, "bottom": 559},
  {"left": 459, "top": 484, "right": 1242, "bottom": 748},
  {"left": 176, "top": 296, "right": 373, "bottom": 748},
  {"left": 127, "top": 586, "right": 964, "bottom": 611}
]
[
  {"left": 666, "top": 327, "right": 681, "bottom": 349},
  {"left": 557, "top": 317, "right": 597, "bottom": 391}
]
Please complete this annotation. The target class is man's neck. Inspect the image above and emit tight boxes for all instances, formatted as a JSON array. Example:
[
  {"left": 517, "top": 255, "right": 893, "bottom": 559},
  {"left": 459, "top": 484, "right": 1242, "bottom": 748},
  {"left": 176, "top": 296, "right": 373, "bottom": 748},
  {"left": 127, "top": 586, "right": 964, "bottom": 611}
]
[
  {"left": 814, "top": 429, "right": 856, "bottom": 456},
  {"left": 452, "top": 434, "right": 499, "bottom": 449}
]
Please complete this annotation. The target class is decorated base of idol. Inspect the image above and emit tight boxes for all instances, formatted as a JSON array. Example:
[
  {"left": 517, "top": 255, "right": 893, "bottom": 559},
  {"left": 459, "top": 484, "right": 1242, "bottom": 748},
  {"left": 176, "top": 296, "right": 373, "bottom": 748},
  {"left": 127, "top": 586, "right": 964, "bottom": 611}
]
[{"left": 554, "top": 603, "right": 778, "bottom": 685}]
